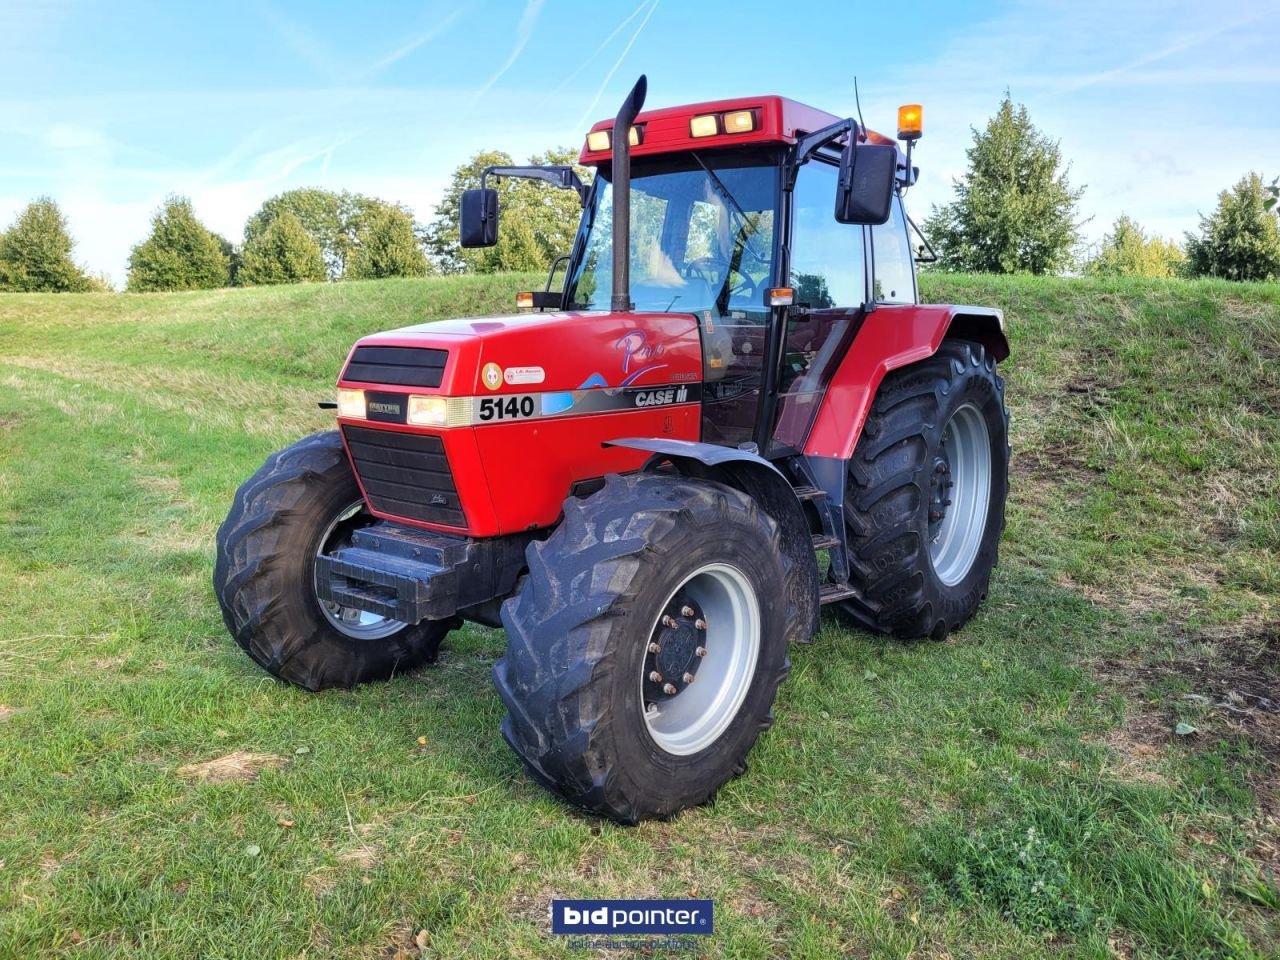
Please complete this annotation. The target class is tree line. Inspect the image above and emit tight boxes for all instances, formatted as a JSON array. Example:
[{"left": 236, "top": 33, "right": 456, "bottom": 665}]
[
  {"left": 0, "top": 145, "right": 588, "bottom": 293},
  {"left": 1, "top": 98, "right": 1277, "bottom": 293},
  {"left": 923, "top": 95, "right": 1280, "bottom": 281}
]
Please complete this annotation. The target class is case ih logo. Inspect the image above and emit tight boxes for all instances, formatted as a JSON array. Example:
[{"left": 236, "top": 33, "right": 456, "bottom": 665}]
[
  {"left": 551, "top": 899, "right": 713, "bottom": 935},
  {"left": 633, "top": 385, "right": 689, "bottom": 408}
]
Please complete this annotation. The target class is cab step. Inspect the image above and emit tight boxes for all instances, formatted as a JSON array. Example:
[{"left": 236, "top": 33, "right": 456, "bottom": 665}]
[
  {"left": 811, "top": 533, "right": 842, "bottom": 551},
  {"left": 819, "top": 581, "right": 861, "bottom": 605},
  {"left": 792, "top": 485, "right": 825, "bottom": 501}
]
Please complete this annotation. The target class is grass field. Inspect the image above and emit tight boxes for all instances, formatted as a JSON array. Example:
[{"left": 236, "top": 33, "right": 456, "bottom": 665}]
[{"left": 0, "top": 272, "right": 1277, "bottom": 959}]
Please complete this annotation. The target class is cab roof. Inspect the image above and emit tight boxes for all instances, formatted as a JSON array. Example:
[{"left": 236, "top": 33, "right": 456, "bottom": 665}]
[{"left": 579, "top": 94, "right": 896, "bottom": 165}]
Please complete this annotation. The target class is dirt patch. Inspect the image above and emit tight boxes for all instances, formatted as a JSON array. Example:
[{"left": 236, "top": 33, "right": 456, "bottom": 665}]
[
  {"left": 1012, "top": 440, "right": 1107, "bottom": 487},
  {"left": 0, "top": 705, "right": 15, "bottom": 721},
  {"left": 1097, "top": 623, "right": 1280, "bottom": 810},
  {"left": 338, "top": 843, "right": 380, "bottom": 871},
  {"left": 304, "top": 871, "right": 336, "bottom": 897},
  {"left": 0, "top": 416, "right": 18, "bottom": 431},
  {"left": 507, "top": 891, "right": 550, "bottom": 926},
  {"left": 176, "top": 751, "right": 287, "bottom": 784},
  {"left": 728, "top": 885, "right": 777, "bottom": 920},
  {"left": 1087, "top": 716, "right": 1172, "bottom": 787}
]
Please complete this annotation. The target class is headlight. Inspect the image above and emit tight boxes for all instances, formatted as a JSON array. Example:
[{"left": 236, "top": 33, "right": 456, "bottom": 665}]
[
  {"left": 336, "top": 388, "right": 366, "bottom": 419},
  {"left": 407, "top": 395, "right": 449, "bottom": 426}
]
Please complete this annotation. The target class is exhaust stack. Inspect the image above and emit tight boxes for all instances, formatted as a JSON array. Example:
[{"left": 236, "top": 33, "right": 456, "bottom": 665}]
[{"left": 611, "top": 75, "right": 647, "bottom": 312}]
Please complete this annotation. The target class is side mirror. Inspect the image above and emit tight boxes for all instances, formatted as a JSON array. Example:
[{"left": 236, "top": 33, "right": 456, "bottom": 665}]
[
  {"left": 834, "top": 141, "right": 896, "bottom": 225},
  {"left": 460, "top": 188, "right": 498, "bottom": 248}
]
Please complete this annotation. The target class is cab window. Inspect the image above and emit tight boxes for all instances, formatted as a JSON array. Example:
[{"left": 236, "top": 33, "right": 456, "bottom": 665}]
[
  {"left": 871, "top": 194, "right": 916, "bottom": 303},
  {"left": 789, "top": 159, "right": 867, "bottom": 307}
]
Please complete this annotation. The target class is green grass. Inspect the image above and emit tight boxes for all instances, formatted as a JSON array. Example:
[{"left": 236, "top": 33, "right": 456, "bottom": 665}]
[{"left": 0, "top": 273, "right": 1277, "bottom": 958}]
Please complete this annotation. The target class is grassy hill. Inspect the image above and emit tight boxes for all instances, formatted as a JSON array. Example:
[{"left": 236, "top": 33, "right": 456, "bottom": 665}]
[{"left": 0, "top": 273, "right": 1277, "bottom": 958}]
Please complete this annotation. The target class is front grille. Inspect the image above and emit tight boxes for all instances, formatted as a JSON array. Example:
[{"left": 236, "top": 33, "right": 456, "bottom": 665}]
[
  {"left": 342, "top": 425, "right": 464, "bottom": 528},
  {"left": 343, "top": 346, "right": 448, "bottom": 388}
]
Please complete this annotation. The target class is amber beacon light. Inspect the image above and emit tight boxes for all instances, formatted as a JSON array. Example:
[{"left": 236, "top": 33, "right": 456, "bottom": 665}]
[{"left": 897, "top": 104, "right": 923, "bottom": 141}]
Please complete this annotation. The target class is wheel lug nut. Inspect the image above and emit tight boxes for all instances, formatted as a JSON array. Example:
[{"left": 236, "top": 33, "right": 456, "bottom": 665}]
[
  {"left": 649, "top": 671, "right": 663, "bottom": 683},
  {"left": 661, "top": 615, "right": 676, "bottom": 628},
  {"left": 695, "top": 646, "right": 707, "bottom": 657},
  {"left": 682, "top": 672, "right": 695, "bottom": 684},
  {"left": 648, "top": 642, "right": 661, "bottom": 654},
  {"left": 694, "top": 619, "right": 707, "bottom": 631},
  {"left": 663, "top": 683, "right": 678, "bottom": 696},
  {"left": 681, "top": 605, "right": 695, "bottom": 618}
]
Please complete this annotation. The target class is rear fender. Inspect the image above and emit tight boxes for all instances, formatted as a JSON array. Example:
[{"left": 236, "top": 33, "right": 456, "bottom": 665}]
[
  {"left": 605, "top": 438, "right": 819, "bottom": 642},
  {"left": 803, "top": 304, "right": 1007, "bottom": 460}
]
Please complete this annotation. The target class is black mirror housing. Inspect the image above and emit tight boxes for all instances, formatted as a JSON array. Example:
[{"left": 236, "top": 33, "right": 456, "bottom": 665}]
[
  {"left": 460, "top": 188, "right": 499, "bottom": 247},
  {"left": 834, "top": 141, "right": 896, "bottom": 225}
]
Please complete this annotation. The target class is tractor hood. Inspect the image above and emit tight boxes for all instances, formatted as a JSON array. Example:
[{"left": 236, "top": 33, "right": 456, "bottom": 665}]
[{"left": 337, "top": 310, "right": 704, "bottom": 396}]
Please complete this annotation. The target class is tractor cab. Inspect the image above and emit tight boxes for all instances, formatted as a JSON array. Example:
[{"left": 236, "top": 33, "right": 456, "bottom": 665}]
[{"left": 463, "top": 92, "right": 926, "bottom": 454}]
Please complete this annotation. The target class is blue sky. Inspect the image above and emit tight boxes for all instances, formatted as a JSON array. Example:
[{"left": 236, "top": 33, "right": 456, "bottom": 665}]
[{"left": 3, "top": 0, "right": 1278, "bottom": 284}]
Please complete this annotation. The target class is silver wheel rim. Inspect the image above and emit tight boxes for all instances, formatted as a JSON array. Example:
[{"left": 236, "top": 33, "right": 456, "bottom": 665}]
[
  {"left": 314, "top": 500, "right": 405, "bottom": 640},
  {"left": 641, "top": 563, "right": 761, "bottom": 756},
  {"left": 929, "top": 403, "right": 992, "bottom": 587}
]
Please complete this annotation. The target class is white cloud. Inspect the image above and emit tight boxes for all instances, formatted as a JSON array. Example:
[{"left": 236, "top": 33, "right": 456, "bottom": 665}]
[
  {"left": 573, "top": 0, "right": 660, "bottom": 131},
  {"left": 473, "top": 0, "right": 547, "bottom": 103}
]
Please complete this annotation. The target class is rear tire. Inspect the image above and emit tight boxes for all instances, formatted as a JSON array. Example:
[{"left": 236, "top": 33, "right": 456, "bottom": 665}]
[
  {"left": 494, "top": 474, "right": 795, "bottom": 823},
  {"left": 837, "top": 340, "right": 1009, "bottom": 640},
  {"left": 214, "top": 431, "right": 456, "bottom": 691}
]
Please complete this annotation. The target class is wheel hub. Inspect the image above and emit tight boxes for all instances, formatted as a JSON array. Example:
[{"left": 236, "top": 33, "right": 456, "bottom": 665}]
[
  {"left": 928, "top": 456, "right": 954, "bottom": 541},
  {"left": 644, "top": 595, "right": 707, "bottom": 702},
  {"left": 314, "top": 500, "right": 405, "bottom": 640}
]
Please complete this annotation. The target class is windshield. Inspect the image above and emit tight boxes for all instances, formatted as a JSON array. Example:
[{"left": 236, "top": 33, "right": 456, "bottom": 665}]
[{"left": 566, "top": 153, "right": 778, "bottom": 319}]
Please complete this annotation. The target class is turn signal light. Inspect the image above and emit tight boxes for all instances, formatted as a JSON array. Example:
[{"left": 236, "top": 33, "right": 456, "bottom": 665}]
[
  {"left": 897, "top": 104, "right": 923, "bottom": 141},
  {"left": 767, "top": 287, "right": 795, "bottom": 307},
  {"left": 723, "top": 110, "right": 756, "bottom": 134},
  {"left": 516, "top": 291, "right": 535, "bottom": 309}
]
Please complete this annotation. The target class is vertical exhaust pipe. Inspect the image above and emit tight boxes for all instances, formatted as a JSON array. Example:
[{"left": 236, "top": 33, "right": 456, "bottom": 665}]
[{"left": 611, "top": 74, "right": 647, "bottom": 312}]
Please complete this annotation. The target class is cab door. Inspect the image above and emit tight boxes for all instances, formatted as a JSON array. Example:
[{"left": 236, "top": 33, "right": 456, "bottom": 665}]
[{"left": 770, "top": 159, "right": 870, "bottom": 453}]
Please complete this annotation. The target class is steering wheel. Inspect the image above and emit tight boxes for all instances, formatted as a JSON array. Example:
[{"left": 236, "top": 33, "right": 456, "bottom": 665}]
[{"left": 681, "top": 256, "right": 759, "bottom": 302}]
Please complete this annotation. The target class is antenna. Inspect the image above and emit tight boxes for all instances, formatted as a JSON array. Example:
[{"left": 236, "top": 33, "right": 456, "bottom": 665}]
[{"left": 853, "top": 77, "right": 867, "bottom": 142}]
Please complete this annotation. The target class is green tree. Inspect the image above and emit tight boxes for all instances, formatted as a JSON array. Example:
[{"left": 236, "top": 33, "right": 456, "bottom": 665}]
[
  {"left": 346, "top": 206, "right": 430, "bottom": 280},
  {"left": 0, "top": 197, "right": 94, "bottom": 292},
  {"left": 1085, "top": 215, "right": 1185, "bottom": 279},
  {"left": 1184, "top": 173, "right": 1280, "bottom": 282},
  {"left": 127, "top": 196, "right": 230, "bottom": 292},
  {"left": 924, "top": 95, "right": 1083, "bottom": 274},
  {"left": 424, "top": 147, "right": 590, "bottom": 274},
  {"left": 238, "top": 212, "right": 327, "bottom": 285},
  {"left": 244, "top": 188, "right": 415, "bottom": 280}
]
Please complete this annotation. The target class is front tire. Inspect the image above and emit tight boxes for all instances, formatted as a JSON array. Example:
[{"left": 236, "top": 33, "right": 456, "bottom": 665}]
[
  {"left": 838, "top": 340, "right": 1009, "bottom": 641},
  {"left": 494, "top": 474, "right": 795, "bottom": 823},
  {"left": 214, "top": 431, "right": 455, "bottom": 691}
]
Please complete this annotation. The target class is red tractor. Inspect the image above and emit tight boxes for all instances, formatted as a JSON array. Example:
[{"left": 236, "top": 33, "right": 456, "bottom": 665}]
[{"left": 214, "top": 78, "right": 1009, "bottom": 823}]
